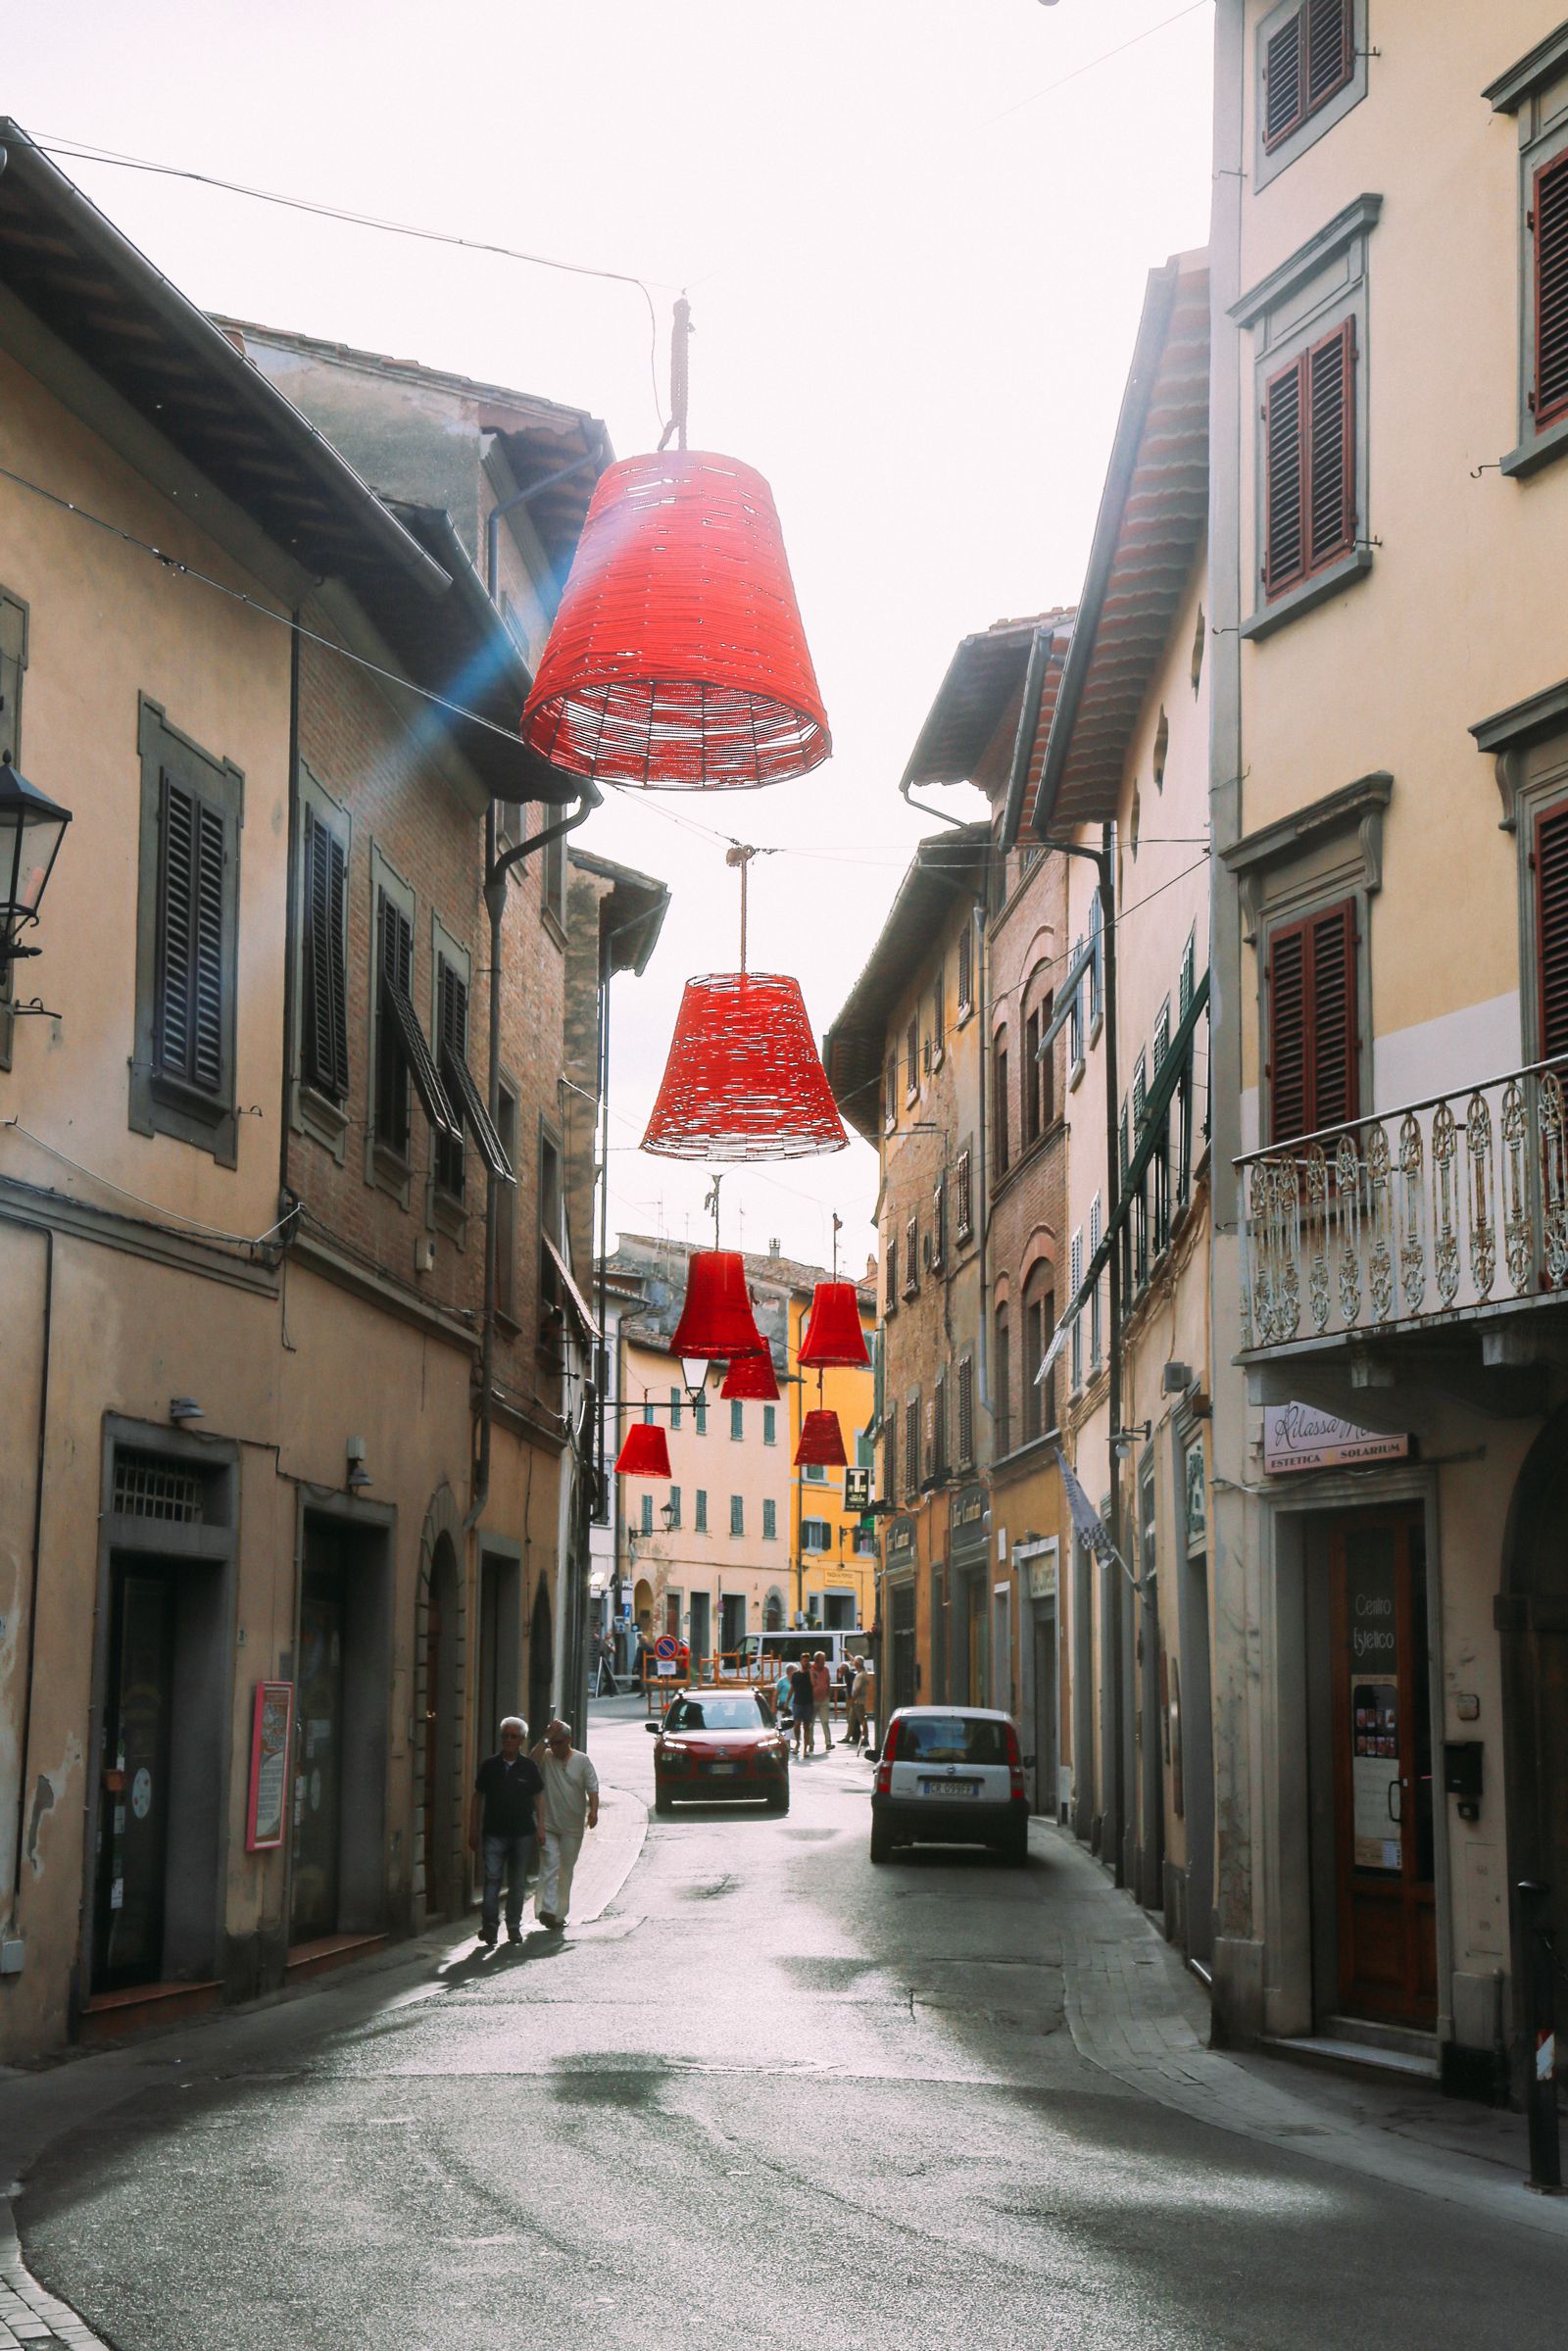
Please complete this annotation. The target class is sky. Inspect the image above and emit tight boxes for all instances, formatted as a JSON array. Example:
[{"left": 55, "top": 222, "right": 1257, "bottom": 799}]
[{"left": 10, "top": 0, "right": 1214, "bottom": 1276}]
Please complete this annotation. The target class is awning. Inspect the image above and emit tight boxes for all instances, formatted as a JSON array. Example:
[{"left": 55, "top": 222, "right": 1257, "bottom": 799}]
[{"left": 544, "top": 1234, "right": 599, "bottom": 1340}]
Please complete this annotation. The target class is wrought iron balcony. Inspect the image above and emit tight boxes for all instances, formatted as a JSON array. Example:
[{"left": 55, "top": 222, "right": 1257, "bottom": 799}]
[{"left": 1237, "top": 1061, "right": 1568, "bottom": 1354}]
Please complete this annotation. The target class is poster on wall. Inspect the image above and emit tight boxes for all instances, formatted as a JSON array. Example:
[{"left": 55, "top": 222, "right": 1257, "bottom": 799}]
[
  {"left": 1263, "top": 1402, "right": 1409, "bottom": 1475},
  {"left": 1351, "top": 1679, "right": 1402, "bottom": 1872},
  {"left": 246, "top": 1681, "right": 293, "bottom": 1852}
]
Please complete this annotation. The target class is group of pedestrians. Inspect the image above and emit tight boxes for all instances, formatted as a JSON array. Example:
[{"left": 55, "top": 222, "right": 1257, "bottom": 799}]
[
  {"left": 468, "top": 1714, "right": 600, "bottom": 1946},
  {"left": 775, "top": 1650, "right": 871, "bottom": 1757}
]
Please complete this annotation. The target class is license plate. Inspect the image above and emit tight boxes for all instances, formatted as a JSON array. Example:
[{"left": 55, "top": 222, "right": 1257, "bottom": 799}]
[
  {"left": 706, "top": 1762, "right": 738, "bottom": 1776},
  {"left": 920, "top": 1777, "right": 981, "bottom": 1798}
]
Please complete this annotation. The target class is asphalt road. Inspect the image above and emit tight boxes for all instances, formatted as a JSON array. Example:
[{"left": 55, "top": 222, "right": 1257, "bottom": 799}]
[{"left": 18, "top": 1710, "right": 1568, "bottom": 2350}]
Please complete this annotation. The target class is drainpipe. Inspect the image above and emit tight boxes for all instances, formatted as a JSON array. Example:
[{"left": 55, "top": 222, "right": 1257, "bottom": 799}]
[
  {"left": 1042, "top": 827, "right": 1125, "bottom": 1884},
  {"left": 465, "top": 783, "right": 601, "bottom": 1535},
  {"left": 899, "top": 776, "right": 968, "bottom": 831},
  {"left": 8, "top": 1219, "right": 52, "bottom": 1926}
]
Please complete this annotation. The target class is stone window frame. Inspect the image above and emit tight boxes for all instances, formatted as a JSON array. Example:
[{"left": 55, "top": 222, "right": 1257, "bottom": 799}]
[
  {"left": 130, "top": 696, "right": 244, "bottom": 1168},
  {"left": 1253, "top": 0, "right": 1369, "bottom": 195},
  {"left": 1222, "top": 769, "right": 1389, "bottom": 1145},
  {"left": 291, "top": 761, "right": 353, "bottom": 1163},
  {"left": 427, "top": 910, "right": 471, "bottom": 1246},
  {"left": 1233, "top": 195, "right": 1381, "bottom": 643},
  {"left": 1486, "top": 30, "right": 1568, "bottom": 478},
  {"left": 365, "top": 840, "right": 417, "bottom": 1209},
  {"left": 0, "top": 583, "right": 30, "bottom": 1071},
  {"left": 1473, "top": 682, "right": 1568, "bottom": 1065}
]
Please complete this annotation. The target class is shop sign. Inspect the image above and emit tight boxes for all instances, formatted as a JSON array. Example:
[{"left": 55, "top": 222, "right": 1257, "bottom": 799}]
[
  {"left": 952, "top": 1484, "right": 986, "bottom": 1531},
  {"left": 1263, "top": 1402, "right": 1409, "bottom": 1475},
  {"left": 886, "top": 1515, "right": 916, "bottom": 1562},
  {"left": 1013, "top": 1537, "right": 1057, "bottom": 1602}
]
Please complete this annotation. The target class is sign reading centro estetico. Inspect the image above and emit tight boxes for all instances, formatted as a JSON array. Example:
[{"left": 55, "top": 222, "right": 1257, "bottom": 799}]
[{"left": 1263, "top": 1402, "right": 1410, "bottom": 1475}]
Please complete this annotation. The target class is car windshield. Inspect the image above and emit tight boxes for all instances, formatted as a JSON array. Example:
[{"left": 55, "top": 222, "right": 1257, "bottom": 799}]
[
  {"left": 898, "top": 1715, "right": 1010, "bottom": 1766},
  {"left": 664, "top": 1696, "right": 766, "bottom": 1733}
]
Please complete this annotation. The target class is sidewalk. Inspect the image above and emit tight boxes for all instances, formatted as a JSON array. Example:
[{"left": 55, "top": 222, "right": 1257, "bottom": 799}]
[
  {"left": 0, "top": 1776, "right": 647, "bottom": 2351},
  {"left": 1038, "top": 1821, "right": 1568, "bottom": 2244}
]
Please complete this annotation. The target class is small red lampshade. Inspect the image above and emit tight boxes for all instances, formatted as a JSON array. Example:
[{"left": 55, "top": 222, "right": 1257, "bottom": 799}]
[
  {"left": 794, "top": 1408, "right": 848, "bottom": 1469},
  {"left": 670, "top": 1249, "right": 764, "bottom": 1359},
  {"left": 642, "top": 974, "right": 848, "bottom": 1161},
  {"left": 615, "top": 1421, "right": 671, "bottom": 1478},
  {"left": 798, "top": 1280, "right": 871, "bottom": 1369},
  {"left": 522, "top": 450, "right": 831, "bottom": 791},
  {"left": 721, "top": 1349, "right": 780, "bottom": 1402}
]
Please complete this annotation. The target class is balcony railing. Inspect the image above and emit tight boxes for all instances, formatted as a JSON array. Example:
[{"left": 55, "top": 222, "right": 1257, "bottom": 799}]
[{"left": 1238, "top": 1061, "right": 1568, "bottom": 1352}]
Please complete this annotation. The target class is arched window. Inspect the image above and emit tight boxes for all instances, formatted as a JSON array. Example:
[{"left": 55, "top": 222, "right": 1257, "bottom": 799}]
[
  {"left": 1022, "top": 967, "right": 1054, "bottom": 1148},
  {"left": 994, "top": 1303, "right": 1011, "bottom": 1458},
  {"left": 1023, "top": 1267, "right": 1056, "bottom": 1444}
]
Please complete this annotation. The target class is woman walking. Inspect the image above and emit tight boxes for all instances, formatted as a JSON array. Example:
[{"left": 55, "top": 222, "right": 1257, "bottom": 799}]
[
  {"left": 788, "top": 1658, "right": 814, "bottom": 1757},
  {"left": 809, "top": 1650, "right": 835, "bottom": 1751}
]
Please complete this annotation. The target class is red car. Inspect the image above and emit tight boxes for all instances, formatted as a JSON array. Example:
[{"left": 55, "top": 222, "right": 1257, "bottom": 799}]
[{"left": 647, "top": 1688, "right": 790, "bottom": 1814}]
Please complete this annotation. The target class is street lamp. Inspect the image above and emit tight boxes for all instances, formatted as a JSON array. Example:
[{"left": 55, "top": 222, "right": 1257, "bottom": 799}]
[
  {"left": 660, "top": 1497, "right": 679, "bottom": 1534},
  {"left": 0, "top": 756, "right": 72, "bottom": 969},
  {"left": 679, "top": 1355, "right": 710, "bottom": 1404}
]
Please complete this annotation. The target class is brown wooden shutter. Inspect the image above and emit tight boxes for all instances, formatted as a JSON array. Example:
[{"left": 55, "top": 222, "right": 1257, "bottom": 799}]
[
  {"left": 1262, "top": 10, "right": 1304, "bottom": 148},
  {"left": 156, "top": 771, "right": 224, "bottom": 1096},
  {"left": 1305, "top": 0, "right": 1352, "bottom": 110},
  {"left": 1266, "top": 899, "right": 1358, "bottom": 1143},
  {"left": 1533, "top": 151, "right": 1568, "bottom": 429},
  {"left": 1306, "top": 318, "right": 1355, "bottom": 568},
  {"left": 1308, "top": 900, "right": 1358, "bottom": 1128},
  {"left": 1534, "top": 800, "right": 1568, "bottom": 1059},
  {"left": 303, "top": 808, "right": 348, "bottom": 1100},
  {"left": 1263, "top": 356, "right": 1305, "bottom": 595},
  {"left": 1266, "top": 918, "right": 1308, "bottom": 1144}
]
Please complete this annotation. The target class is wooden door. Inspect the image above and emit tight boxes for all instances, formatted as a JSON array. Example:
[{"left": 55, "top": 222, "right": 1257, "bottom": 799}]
[
  {"left": 1329, "top": 1513, "right": 1437, "bottom": 2026},
  {"left": 292, "top": 1569, "right": 346, "bottom": 1940}
]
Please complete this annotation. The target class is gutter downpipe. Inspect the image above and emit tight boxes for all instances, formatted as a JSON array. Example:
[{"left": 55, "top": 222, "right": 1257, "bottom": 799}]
[
  {"left": 465, "top": 781, "right": 601, "bottom": 1537},
  {"left": 485, "top": 446, "right": 605, "bottom": 602},
  {"left": 9, "top": 1219, "right": 52, "bottom": 1923},
  {"left": 1043, "top": 828, "right": 1125, "bottom": 1885}
]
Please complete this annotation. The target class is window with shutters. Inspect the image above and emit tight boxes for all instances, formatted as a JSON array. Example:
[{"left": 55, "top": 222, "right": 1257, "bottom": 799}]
[
  {"left": 433, "top": 954, "right": 469, "bottom": 1204},
  {"left": 885, "top": 1230, "right": 899, "bottom": 1312},
  {"left": 1531, "top": 795, "right": 1568, "bottom": 1064},
  {"left": 956, "top": 920, "right": 975, "bottom": 1018},
  {"left": 994, "top": 1034, "right": 1010, "bottom": 1177},
  {"left": 1023, "top": 1271, "right": 1053, "bottom": 1445},
  {"left": 1068, "top": 940, "right": 1086, "bottom": 1078},
  {"left": 905, "top": 1396, "right": 920, "bottom": 1495},
  {"left": 0, "top": 587, "right": 28, "bottom": 1073},
  {"left": 1088, "top": 891, "right": 1104, "bottom": 1034},
  {"left": 1264, "top": 897, "right": 1360, "bottom": 1144},
  {"left": 131, "top": 699, "right": 244, "bottom": 1164},
  {"left": 300, "top": 799, "right": 349, "bottom": 1110},
  {"left": 884, "top": 1053, "right": 899, "bottom": 1134},
  {"left": 730, "top": 1494, "right": 744, "bottom": 1537},
  {"left": 906, "top": 1014, "right": 920, "bottom": 1103},
  {"left": 538, "top": 1127, "right": 563, "bottom": 1322},
  {"left": 695, "top": 1488, "right": 709, "bottom": 1534},
  {"left": 904, "top": 1213, "right": 918, "bottom": 1296},
  {"left": 957, "top": 1354, "right": 975, "bottom": 1467},
  {"left": 666, "top": 1486, "right": 682, "bottom": 1531},
  {"left": 1262, "top": 319, "right": 1356, "bottom": 602},
  {"left": 1069, "top": 1229, "right": 1084, "bottom": 1394},
  {"left": 1023, "top": 1005, "right": 1043, "bottom": 1146},
  {"left": 1254, "top": 0, "right": 1364, "bottom": 188},
  {"left": 931, "top": 964, "right": 945, "bottom": 1065},
  {"left": 640, "top": 1494, "right": 654, "bottom": 1538},
  {"left": 1493, "top": 46, "right": 1568, "bottom": 477},
  {"left": 762, "top": 1497, "right": 777, "bottom": 1541},
  {"left": 931, "top": 1172, "right": 947, "bottom": 1273},
  {"left": 956, "top": 1147, "right": 974, "bottom": 1241},
  {"left": 496, "top": 1083, "right": 519, "bottom": 1321},
  {"left": 994, "top": 1308, "right": 1011, "bottom": 1459},
  {"left": 1090, "top": 1196, "right": 1103, "bottom": 1369},
  {"left": 883, "top": 1414, "right": 898, "bottom": 1508},
  {"left": 431, "top": 933, "right": 513, "bottom": 1224},
  {"left": 730, "top": 1399, "right": 744, "bottom": 1442},
  {"left": 932, "top": 1371, "right": 947, "bottom": 1479},
  {"left": 763, "top": 1403, "right": 776, "bottom": 1446}
]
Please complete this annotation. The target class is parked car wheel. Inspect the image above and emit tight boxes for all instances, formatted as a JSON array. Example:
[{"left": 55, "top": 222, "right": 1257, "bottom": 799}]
[
  {"left": 767, "top": 1785, "right": 790, "bottom": 1814},
  {"left": 654, "top": 1786, "right": 673, "bottom": 1816},
  {"left": 869, "top": 1819, "right": 894, "bottom": 1864}
]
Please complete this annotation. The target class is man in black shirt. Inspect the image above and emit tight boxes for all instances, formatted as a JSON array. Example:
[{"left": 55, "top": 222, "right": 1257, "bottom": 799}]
[{"left": 468, "top": 1715, "right": 545, "bottom": 1945}]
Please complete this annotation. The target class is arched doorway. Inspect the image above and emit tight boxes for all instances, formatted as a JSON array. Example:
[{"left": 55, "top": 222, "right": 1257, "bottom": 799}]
[
  {"left": 421, "top": 1534, "right": 462, "bottom": 1919},
  {"left": 528, "top": 1580, "right": 555, "bottom": 1745},
  {"left": 764, "top": 1588, "right": 786, "bottom": 1633},
  {"left": 1500, "top": 1405, "right": 1568, "bottom": 2086}
]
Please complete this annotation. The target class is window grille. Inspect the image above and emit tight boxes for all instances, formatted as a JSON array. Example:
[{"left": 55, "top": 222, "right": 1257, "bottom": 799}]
[{"left": 113, "top": 1451, "right": 204, "bottom": 1523}]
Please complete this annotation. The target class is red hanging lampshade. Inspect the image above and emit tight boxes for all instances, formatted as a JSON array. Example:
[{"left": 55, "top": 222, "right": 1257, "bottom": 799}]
[
  {"left": 798, "top": 1280, "right": 871, "bottom": 1369},
  {"left": 521, "top": 450, "right": 831, "bottom": 791},
  {"left": 720, "top": 1349, "right": 780, "bottom": 1402},
  {"left": 615, "top": 1420, "right": 672, "bottom": 1478},
  {"left": 642, "top": 974, "right": 848, "bottom": 1161},
  {"left": 794, "top": 1408, "right": 848, "bottom": 1469},
  {"left": 670, "top": 1249, "right": 764, "bottom": 1359}
]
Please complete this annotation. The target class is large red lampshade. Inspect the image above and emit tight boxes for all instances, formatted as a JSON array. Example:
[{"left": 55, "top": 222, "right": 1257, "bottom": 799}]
[
  {"left": 795, "top": 1408, "right": 848, "bottom": 1469},
  {"left": 522, "top": 451, "right": 831, "bottom": 790},
  {"left": 720, "top": 1349, "right": 780, "bottom": 1402},
  {"left": 615, "top": 1421, "right": 671, "bottom": 1478},
  {"left": 642, "top": 974, "right": 847, "bottom": 1161},
  {"left": 670, "top": 1249, "right": 764, "bottom": 1359},
  {"left": 798, "top": 1281, "right": 870, "bottom": 1369}
]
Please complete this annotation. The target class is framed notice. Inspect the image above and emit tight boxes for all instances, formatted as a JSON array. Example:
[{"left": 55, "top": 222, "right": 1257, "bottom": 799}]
[{"left": 246, "top": 1682, "right": 294, "bottom": 1851}]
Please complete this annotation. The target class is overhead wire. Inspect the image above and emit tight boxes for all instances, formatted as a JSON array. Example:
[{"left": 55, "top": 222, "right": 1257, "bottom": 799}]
[{"left": 29, "top": 131, "right": 670, "bottom": 436}]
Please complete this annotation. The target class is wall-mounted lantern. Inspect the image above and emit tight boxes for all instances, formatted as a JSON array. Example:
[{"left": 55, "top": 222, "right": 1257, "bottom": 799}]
[{"left": 0, "top": 755, "right": 72, "bottom": 970}]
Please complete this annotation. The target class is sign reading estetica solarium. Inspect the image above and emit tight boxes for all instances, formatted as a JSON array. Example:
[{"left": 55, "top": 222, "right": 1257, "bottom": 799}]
[{"left": 1262, "top": 1402, "right": 1410, "bottom": 1475}]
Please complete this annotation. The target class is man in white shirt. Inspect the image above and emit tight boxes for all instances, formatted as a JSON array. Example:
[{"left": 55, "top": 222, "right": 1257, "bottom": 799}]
[{"left": 533, "top": 1719, "right": 599, "bottom": 1930}]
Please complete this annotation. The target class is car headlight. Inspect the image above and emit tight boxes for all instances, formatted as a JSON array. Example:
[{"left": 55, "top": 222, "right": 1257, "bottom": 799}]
[{"left": 661, "top": 1739, "right": 689, "bottom": 1756}]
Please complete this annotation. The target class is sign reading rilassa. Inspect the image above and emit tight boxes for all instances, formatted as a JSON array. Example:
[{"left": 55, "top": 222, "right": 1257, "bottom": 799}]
[{"left": 1262, "top": 1402, "right": 1409, "bottom": 1475}]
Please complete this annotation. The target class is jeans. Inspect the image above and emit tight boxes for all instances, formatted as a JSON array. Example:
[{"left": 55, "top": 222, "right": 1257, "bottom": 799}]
[{"left": 481, "top": 1831, "right": 535, "bottom": 1935}]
